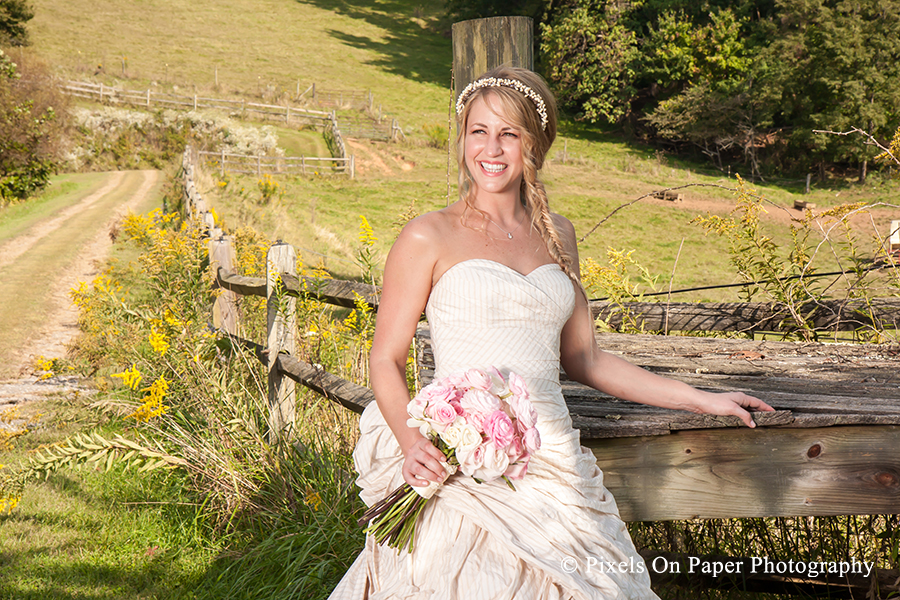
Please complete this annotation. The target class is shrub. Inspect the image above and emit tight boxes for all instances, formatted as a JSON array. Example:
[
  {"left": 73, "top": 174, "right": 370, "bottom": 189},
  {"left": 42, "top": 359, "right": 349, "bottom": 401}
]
[{"left": 0, "top": 48, "right": 67, "bottom": 205}]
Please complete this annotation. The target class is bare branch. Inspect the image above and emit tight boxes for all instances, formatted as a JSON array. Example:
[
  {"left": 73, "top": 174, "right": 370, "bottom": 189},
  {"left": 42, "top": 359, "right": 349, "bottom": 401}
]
[{"left": 813, "top": 127, "right": 900, "bottom": 167}]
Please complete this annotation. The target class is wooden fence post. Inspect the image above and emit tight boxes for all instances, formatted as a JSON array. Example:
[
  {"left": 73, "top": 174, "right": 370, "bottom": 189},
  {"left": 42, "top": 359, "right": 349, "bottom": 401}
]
[
  {"left": 220, "top": 148, "right": 226, "bottom": 176},
  {"left": 267, "top": 243, "right": 297, "bottom": 440},
  {"left": 452, "top": 16, "right": 534, "bottom": 100},
  {"left": 209, "top": 235, "right": 240, "bottom": 336},
  {"left": 350, "top": 155, "right": 355, "bottom": 179}
]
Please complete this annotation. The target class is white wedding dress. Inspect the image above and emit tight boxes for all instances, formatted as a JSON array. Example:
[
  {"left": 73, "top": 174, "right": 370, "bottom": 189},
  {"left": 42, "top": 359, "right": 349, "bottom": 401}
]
[{"left": 329, "top": 259, "right": 659, "bottom": 600}]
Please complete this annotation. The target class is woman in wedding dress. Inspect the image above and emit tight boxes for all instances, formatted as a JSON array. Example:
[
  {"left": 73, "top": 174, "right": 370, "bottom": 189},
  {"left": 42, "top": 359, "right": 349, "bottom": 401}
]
[{"left": 329, "top": 66, "right": 774, "bottom": 600}]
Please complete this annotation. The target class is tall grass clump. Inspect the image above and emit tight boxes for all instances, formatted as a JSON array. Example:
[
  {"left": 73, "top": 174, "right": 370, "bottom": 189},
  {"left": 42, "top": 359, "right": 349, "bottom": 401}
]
[{"left": 0, "top": 198, "right": 382, "bottom": 598}]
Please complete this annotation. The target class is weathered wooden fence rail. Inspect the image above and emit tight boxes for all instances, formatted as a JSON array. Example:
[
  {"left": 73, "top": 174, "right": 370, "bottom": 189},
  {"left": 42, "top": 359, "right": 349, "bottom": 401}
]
[
  {"left": 198, "top": 150, "right": 354, "bottom": 178},
  {"left": 64, "top": 80, "right": 332, "bottom": 125},
  {"left": 593, "top": 297, "right": 900, "bottom": 334}
]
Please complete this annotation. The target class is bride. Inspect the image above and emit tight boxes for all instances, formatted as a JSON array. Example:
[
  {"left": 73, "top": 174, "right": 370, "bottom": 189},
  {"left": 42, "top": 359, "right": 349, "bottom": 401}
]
[{"left": 329, "top": 66, "right": 774, "bottom": 599}]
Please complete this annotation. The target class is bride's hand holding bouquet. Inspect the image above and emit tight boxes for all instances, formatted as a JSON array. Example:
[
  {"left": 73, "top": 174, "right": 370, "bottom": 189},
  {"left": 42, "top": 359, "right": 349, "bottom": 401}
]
[{"left": 359, "top": 367, "right": 541, "bottom": 553}]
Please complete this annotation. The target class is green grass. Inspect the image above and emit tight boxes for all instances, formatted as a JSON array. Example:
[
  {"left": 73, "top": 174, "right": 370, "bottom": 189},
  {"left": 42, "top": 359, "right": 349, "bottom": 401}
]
[
  {"left": 0, "top": 397, "right": 223, "bottom": 600},
  {"left": 29, "top": 0, "right": 900, "bottom": 302},
  {"left": 30, "top": 0, "right": 452, "bottom": 132}
]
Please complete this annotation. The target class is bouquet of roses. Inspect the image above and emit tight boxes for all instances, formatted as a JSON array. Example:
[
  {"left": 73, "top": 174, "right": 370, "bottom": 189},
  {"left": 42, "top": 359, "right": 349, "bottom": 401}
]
[{"left": 358, "top": 367, "right": 541, "bottom": 553}]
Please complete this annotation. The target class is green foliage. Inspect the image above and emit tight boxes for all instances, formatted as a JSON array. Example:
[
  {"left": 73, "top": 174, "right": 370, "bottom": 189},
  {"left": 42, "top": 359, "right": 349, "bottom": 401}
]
[
  {"left": 580, "top": 248, "right": 661, "bottom": 333},
  {"left": 421, "top": 122, "right": 446, "bottom": 149},
  {"left": 693, "top": 176, "right": 897, "bottom": 340},
  {"left": 0, "top": 49, "right": 65, "bottom": 205},
  {"left": 539, "top": 0, "right": 900, "bottom": 176},
  {"left": 0, "top": 0, "right": 33, "bottom": 46},
  {"left": 541, "top": 2, "right": 638, "bottom": 123}
]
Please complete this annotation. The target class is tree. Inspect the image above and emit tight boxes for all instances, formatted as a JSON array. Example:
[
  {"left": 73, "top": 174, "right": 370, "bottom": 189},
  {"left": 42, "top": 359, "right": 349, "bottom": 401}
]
[
  {"left": 0, "top": 49, "right": 66, "bottom": 205},
  {"left": 770, "top": 0, "right": 900, "bottom": 181},
  {"left": 0, "top": 0, "right": 34, "bottom": 46},
  {"left": 540, "top": 1, "right": 638, "bottom": 122}
]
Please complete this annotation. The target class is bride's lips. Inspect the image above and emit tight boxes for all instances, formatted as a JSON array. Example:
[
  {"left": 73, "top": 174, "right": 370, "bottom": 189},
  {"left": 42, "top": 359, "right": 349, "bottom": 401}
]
[{"left": 479, "top": 161, "right": 508, "bottom": 175}]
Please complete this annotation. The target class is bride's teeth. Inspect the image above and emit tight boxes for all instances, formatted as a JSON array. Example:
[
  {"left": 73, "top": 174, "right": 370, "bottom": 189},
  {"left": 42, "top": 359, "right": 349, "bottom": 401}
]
[{"left": 481, "top": 162, "right": 506, "bottom": 173}]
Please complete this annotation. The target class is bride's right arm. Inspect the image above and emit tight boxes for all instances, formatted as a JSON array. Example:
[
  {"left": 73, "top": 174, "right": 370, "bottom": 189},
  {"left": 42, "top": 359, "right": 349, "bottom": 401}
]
[{"left": 370, "top": 216, "right": 450, "bottom": 487}]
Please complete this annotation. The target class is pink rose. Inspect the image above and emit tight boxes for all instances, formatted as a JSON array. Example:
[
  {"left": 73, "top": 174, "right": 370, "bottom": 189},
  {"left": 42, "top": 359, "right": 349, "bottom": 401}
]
[
  {"left": 418, "top": 382, "right": 457, "bottom": 405},
  {"left": 464, "top": 368, "right": 492, "bottom": 391},
  {"left": 504, "top": 456, "right": 530, "bottom": 480},
  {"left": 483, "top": 410, "right": 515, "bottom": 449},
  {"left": 514, "top": 397, "right": 538, "bottom": 430},
  {"left": 426, "top": 400, "right": 459, "bottom": 425},
  {"left": 460, "top": 388, "right": 501, "bottom": 419},
  {"left": 508, "top": 372, "right": 529, "bottom": 400},
  {"left": 505, "top": 436, "right": 525, "bottom": 462},
  {"left": 450, "top": 398, "right": 465, "bottom": 416},
  {"left": 443, "top": 371, "right": 467, "bottom": 387},
  {"left": 523, "top": 426, "right": 541, "bottom": 453}
]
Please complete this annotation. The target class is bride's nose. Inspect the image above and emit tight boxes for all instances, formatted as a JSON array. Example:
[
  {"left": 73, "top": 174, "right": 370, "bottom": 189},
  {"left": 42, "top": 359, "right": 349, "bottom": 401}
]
[{"left": 484, "top": 133, "right": 503, "bottom": 157}]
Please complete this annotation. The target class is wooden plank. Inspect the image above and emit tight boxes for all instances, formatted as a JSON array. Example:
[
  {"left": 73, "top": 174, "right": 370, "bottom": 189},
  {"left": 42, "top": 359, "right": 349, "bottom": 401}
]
[
  {"left": 281, "top": 273, "right": 379, "bottom": 310},
  {"left": 416, "top": 327, "right": 900, "bottom": 436},
  {"left": 587, "top": 425, "right": 900, "bottom": 521},
  {"left": 276, "top": 354, "right": 373, "bottom": 413},
  {"left": 590, "top": 298, "right": 900, "bottom": 333}
]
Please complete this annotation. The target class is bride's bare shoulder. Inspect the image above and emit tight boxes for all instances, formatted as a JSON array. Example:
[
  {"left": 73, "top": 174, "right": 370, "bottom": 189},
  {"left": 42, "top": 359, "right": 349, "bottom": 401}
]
[{"left": 389, "top": 206, "right": 459, "bottom": 261}]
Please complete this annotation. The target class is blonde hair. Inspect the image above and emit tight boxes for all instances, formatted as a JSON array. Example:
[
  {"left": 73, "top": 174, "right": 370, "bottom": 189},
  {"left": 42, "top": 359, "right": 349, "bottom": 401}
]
[{"left": 456, "top": 66, "right": 580, "bottom": 289}]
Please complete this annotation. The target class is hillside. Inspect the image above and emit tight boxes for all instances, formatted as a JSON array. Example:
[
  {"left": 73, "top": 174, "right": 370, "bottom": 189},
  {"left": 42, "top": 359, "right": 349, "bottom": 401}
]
[{"left": 27, "top": 0, "right": 900, "bottom": 302}]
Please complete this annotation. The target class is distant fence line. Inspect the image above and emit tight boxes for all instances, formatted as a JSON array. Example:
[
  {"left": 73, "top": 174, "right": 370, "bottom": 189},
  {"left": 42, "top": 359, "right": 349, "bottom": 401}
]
[
  {"left": 62, "top": 80, "right": 405, "bottom": 145},
  {"left": 198, "top": 149, "right": 354, "bottom": 179}
]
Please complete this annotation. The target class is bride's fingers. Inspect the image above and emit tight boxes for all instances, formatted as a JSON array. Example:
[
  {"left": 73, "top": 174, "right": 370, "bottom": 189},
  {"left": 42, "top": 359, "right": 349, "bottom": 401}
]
[{"left": 403, "top": 442, "right": 448, "bottom": 485}]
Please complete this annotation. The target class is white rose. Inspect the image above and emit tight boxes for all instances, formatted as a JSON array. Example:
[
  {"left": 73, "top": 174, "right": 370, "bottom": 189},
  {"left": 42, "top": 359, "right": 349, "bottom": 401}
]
[
  {"left": 457, "top": 423, "right": 483, "bottom": 452},
  {"left": 473, "top": 442, "right": 510, "bottom": 482},
  {"left": 439, "top": 422, "right": 464, "bottom": 449},
  {"left": 456, "top": 444, "right": 484, "bottom": 477}
]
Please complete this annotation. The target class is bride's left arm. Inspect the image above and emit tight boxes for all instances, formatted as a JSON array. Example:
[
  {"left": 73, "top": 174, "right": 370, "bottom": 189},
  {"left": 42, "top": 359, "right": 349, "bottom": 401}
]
[{"left": 554, "top": 215, "right": 775, "bottom": 428}]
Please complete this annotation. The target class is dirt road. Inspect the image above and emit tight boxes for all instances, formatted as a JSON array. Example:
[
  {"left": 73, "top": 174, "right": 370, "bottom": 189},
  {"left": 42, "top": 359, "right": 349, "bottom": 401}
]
[{"left": 0, "top": 170, "right": 163, "bottom": 386}]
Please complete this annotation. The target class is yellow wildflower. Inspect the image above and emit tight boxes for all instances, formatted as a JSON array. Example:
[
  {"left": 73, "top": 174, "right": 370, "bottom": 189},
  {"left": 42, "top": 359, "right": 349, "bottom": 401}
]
[
  {"left": 149, "top": 328, "right": 169, "bottom": 355},
  {"left": 358, "top": 216, "right": 377, "bottom": 247},
  {"left": 128, "top": 376, "right": 170, "bottom": 423},
  {"left": 111, "top": 364, "right": 143, "bottom": 390},
  {"left": 305, "top": 490, "right": 323, "bottom": 511}
]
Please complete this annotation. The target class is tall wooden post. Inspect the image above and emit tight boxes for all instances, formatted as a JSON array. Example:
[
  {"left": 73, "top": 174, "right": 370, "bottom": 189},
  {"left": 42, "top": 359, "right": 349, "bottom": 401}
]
[
  {"left": 267, "top": 243, "right": 297, "bottom": 441},
  {"left": 451, "top": 16, "right": 534, "bottom": 101}
]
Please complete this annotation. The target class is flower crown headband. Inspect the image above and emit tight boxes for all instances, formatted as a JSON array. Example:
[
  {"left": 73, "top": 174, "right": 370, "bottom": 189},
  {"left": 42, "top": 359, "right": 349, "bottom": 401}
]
[{"left": 456, "top": 76, "right": 549, "bottom": 131}]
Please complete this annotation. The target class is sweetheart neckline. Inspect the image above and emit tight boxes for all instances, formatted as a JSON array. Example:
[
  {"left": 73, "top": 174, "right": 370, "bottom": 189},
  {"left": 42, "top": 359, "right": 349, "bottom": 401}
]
[{"left": 433, "top": 258, "right": 561, "bottom": 291}]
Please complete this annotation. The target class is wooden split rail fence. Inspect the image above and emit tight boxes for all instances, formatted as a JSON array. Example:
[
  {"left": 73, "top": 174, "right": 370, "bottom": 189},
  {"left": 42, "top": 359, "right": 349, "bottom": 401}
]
[
  {"left": 198, "top": 150, "right": 354, "bottom": 178},
  {"left": 62, "top": 80, "right": 404, "bottom": 147}
]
